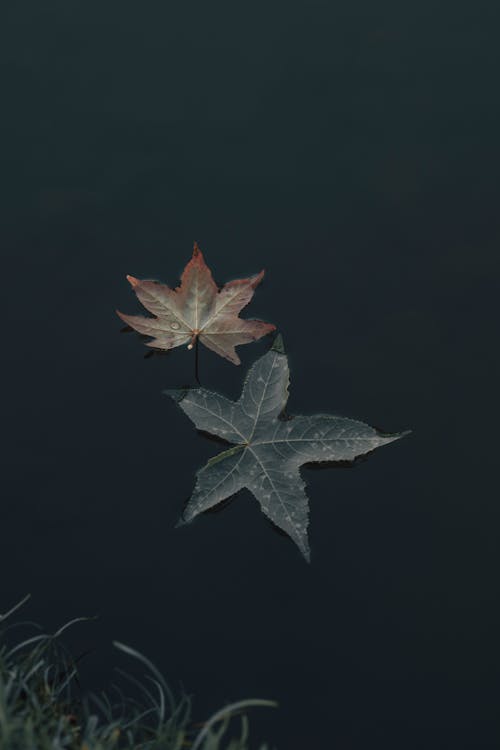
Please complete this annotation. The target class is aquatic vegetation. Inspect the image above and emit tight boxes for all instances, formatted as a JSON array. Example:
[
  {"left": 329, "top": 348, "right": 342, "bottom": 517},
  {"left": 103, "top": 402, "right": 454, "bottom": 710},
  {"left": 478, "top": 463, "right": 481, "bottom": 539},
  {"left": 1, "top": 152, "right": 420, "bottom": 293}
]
[
  {"left": 166, "top": 336, "right": 408, "bottom": 561},
  {"left": 117, "top": 242, "right": 275, "bottom": 366},
  {"left": 0, "top": 596, "right": 276, "bottom": 750}
]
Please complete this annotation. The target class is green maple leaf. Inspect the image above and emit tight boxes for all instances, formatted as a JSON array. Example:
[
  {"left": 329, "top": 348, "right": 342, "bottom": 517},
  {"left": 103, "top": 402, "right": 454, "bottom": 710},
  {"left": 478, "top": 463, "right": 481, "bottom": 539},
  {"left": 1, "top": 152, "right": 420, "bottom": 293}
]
[{"left": 165, "top": 337, "right": 409, "bottom": 561}]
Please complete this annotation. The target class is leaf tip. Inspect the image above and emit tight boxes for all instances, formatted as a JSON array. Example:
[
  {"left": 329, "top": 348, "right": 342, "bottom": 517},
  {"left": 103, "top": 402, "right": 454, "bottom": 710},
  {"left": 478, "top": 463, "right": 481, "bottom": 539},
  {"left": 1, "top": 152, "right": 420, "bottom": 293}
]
[
  {"left": 224, "top": 349, "right": 241, "bottom": 365},
  {"left": 394, "top": 429, "right": 412, "bottom": 445},
  {"left": 271, "top": 333, "right": 285, "bottom": 354},
  {"left": 378, "top": 427, "right": 412, "bottom": 447},
  {"left": 297, "top": 543, "right": 311, "bottom": 563},
  {"left": 163, "top": 387, "right": 188, "bottom": 403},
  {"left": 390, "top": 428, "right": 412, "bottom": 441},
  {"left": 252, "top": 269, "right": 266, "bottom": 287},
  {"left": 126, "top": 274, "right": 140, "bottom": 288}
]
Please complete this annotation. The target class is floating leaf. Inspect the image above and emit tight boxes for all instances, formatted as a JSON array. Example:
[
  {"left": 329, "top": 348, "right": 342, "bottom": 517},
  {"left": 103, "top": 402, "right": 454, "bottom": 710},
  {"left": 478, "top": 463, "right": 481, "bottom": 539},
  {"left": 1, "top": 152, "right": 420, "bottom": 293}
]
[
  {"left": 166, "top": 336, "right": 409, "bottom": 561},
  {"left": 117, "top": 243, "right": 275, "bottom": 365}
]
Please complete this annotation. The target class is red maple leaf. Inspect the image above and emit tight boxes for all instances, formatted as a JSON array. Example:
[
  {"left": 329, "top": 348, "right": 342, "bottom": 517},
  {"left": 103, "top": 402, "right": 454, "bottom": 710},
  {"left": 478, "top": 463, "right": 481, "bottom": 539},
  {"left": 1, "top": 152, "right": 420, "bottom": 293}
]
[{"left": 117, "top": 243, "right": 276, "bottom": 365}]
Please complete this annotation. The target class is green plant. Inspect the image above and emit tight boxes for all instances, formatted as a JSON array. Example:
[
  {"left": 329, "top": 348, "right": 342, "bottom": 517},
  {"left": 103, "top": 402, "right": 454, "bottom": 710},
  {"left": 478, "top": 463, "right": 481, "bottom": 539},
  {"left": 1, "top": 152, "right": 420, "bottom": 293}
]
[{"left": 0, "top": 596, "right": 276, "bottom": 750}]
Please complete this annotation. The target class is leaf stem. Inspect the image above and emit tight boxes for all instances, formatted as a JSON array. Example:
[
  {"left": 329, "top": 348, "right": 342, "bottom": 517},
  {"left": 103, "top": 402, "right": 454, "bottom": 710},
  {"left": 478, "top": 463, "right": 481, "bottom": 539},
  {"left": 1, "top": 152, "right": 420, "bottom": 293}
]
[{"left": 194, "top": 337, "right": 201, "bottom": 385}]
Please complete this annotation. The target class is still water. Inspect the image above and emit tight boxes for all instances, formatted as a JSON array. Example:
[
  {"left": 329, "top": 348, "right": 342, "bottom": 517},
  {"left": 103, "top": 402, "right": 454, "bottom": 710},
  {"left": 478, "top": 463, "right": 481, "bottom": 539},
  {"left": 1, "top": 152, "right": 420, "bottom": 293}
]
[{"left": 1, "top": 1, "right": 499, "bottom": 747}]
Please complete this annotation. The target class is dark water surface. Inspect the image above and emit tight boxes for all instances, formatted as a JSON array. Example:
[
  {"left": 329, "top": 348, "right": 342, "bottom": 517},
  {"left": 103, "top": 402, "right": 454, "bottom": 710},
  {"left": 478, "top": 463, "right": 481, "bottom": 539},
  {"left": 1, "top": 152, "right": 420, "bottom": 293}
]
[{"left": 1, "top": 1, "right": 499, "bottom": 747}]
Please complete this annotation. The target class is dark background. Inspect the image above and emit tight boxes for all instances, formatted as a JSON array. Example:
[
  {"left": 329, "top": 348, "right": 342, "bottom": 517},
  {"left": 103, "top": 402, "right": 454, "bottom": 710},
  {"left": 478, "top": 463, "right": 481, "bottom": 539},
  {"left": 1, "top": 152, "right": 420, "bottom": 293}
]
[{"left": 1, "top": 0, "right": 499, "bottom": 747}]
